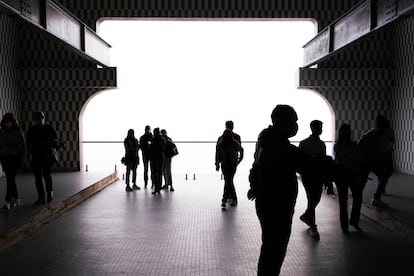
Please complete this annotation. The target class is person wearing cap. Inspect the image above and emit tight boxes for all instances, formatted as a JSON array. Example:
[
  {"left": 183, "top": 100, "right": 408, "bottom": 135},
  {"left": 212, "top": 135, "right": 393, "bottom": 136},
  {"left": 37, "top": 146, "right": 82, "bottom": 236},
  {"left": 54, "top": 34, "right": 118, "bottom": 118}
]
[
  {"left": 248, "top": 105, "right": 334, "bottom": 276},
  {"left": 139, "top": 125, "right": 153, "bottom": 189},
  {"left": 297, "top": 120, "right": 327, "bottom": 241},
  {"left": 0, "top": 113, "right": 27, "bottom": 210},
  {"left": 26, "top": 111, "right": 59, "bottom": 204}
]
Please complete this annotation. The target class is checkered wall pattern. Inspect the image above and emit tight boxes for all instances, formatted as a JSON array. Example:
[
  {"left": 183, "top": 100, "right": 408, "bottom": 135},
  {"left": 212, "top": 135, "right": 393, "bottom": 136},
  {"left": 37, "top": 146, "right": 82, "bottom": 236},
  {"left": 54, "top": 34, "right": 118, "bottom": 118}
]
[
  {"left": 57, "top": 0, "right": 360, "bottom": 31},
  {"left": 20, "top": 88, "right": 103, "bottom": 170},
  {"left": 19, "top": 18, "right": 96, "bottom": 69},
  {"left": 18, "top": 66, "right": 116, "bottom": 170},
  {"left": 389, "top": 16, "right": 414, "bottom": 174},
  {"left": 0, "top": 16, "right": 21, "bottom": 119},
  {"left": 19, "top": 68, "right": 117, "bottom": 89},
  {"left": 299, "top": 68, "right": 394, "bottom": 88},
  {"left": 300, "top": 15, "right": 414, "bottom": 175},
  {"left": 320, "top": 25, "right": 394, "bottom": 69},
  {"left": 299, "top": 66, "right": 393, "bottom": 142},
  {"left": 316, "top": 87, "right": 391, "bottom": 141}
]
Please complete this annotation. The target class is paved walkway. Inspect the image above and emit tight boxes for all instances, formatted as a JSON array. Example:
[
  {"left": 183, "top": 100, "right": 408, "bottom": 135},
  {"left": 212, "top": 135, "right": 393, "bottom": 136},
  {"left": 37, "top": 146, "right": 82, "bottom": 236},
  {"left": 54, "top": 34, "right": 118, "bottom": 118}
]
[{"left": 0, "top": 171, "right": 413, "bottom": 275}]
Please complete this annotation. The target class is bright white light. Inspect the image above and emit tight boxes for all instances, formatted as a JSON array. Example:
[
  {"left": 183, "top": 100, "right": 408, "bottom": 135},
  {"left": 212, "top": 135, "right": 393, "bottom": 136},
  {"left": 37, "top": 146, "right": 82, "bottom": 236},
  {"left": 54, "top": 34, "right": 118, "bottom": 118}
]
[{"left": 82, "top": 20, "right": 334, "bottom": 173}]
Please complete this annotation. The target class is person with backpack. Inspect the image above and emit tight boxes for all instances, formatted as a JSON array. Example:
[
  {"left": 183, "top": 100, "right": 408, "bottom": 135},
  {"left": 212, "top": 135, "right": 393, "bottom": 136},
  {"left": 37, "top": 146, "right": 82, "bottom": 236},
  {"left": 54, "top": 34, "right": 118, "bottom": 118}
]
[{"left": 161, "top": 129, "right": 178, "bottom": 192}]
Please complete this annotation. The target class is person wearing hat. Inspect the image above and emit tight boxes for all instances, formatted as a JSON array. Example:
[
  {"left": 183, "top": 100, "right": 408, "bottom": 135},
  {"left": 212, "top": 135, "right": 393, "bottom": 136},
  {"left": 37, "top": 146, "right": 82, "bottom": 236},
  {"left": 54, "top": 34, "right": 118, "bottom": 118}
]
[
  {"left": 0, "top": 113, "right": 26, "bottom": 210},
  {"left": 26, "top": 111, "right": 59, "bottom": 204}
]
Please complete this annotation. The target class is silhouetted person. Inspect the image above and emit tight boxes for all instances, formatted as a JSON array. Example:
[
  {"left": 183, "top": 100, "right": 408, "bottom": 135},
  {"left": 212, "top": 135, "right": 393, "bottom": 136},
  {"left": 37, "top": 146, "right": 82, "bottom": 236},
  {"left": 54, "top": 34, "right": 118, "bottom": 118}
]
[
  {"left": 0, "top": 113, "right": 26, "bottom": 210},
  {"left": 26, "top": 111, "right": 59, "bottom": 204},
  {"left": 298, "top": 120, "right": 326, "bottom": 240},
  {"left": 215, "top": 129, "right": 244, "bottom": 209},
  {"left": 140, "top": 125, "right": 153, "bottom": 189},
  {"left": 217, "top": 120, "right": 242, "bottom": 144},
  {"left": 217, "top": 120, "right": 243, "bottom": 161},
  {"left": 150, "top": 127, "right": 166, "bottom": 195},
  {"left": 248, "top": 105, "right": 309, "bottom": 275},
  {"left": 161, "top": 129, "right": 177, "bottom": 192},
  {"left": 358, "top": 114, "right": 393, "bottom": 208},
  {"left": 124, "top": 129, "right": 140, "bottom": 192},
  {"left": 334, "top": 123, "right": 365, "bottom": 233},
  {"left": 378, "top": 116, "right": 395, "bottom": 195}
]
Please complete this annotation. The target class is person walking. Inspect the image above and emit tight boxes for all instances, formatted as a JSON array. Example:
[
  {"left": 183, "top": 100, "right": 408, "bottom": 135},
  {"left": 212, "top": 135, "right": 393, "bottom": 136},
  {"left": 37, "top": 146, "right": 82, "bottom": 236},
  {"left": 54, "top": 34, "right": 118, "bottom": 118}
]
[
  {"left": 248, "top": 105, "right": 311, "bottom": 275},
  {"left": 139, "top": 125, "right": 153, "bottom": 189},
  {"left": 123, "top": 129, "right": 140, "bottom": 192},
  {"left": 358, "top": 114, "right": 393, "bottom": 208},
  {"left": 334, "top": 123, "right": 365, "bottom": 232},
  {"left": 26, "top": 111, "right": 61, "bottom": 204},
  {"left": 161, "top": 129, "right": 177, "bottom": 192},
  {"left": 150, "top": 128, "right": 166, "bottom": 195},
  {"left": 298, "top": 120, "right": 326, "bottom": 240},
  {"left": 0, "top": 113, "right": 27, "bottom": 210},
  {"left": 215, "top": 129, "right": 243, "bottom": 209},
  {"left": 217, "top": 120, "right": 243, "bottom": 158}
]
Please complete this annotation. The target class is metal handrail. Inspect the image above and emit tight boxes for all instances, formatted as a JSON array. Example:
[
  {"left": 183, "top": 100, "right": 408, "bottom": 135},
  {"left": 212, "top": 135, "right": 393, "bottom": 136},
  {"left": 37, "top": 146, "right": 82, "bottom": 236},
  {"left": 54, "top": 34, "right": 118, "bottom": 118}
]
[{"left": 82, "top": 140, "right": 336, "bottom": 144}]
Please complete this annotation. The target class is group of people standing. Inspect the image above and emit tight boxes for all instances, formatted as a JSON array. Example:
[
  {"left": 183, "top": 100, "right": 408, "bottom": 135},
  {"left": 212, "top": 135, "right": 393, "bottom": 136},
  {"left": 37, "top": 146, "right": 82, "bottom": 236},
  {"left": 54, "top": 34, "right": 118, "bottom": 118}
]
[
  {"left": 122, "top": 125, "right": 178, "bottom": 195},
  {"left": 0, "top": 111, "right": 63, "bottom": 210},
  {"left": 246, "top": 104, "right": 395, "bottom": 275}
]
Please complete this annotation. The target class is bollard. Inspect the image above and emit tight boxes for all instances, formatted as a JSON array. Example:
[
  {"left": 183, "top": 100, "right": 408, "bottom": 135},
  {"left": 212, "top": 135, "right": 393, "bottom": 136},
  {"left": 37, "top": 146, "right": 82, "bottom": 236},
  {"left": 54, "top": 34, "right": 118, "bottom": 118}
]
[
  {"left": 122, "top": 174, "right": 125, "bottom": 180},
  {"left": 86, "top": 164, "right": 88, "bottom": 172},
  {"left": 115, "top": 165, "right": 117, "bottom": 172},
  {"left": 185, "top": 173, "right": 188, "bottom": 180},
  {"left": 193, "top": 173, "right": 196, "bottom": 180}
]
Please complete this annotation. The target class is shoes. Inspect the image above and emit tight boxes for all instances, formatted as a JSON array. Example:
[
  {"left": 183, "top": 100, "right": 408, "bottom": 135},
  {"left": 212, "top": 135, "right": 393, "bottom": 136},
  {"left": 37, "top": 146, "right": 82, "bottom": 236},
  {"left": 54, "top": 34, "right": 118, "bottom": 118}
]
[
  {"left": 229, "top": 200, "right": 238, "bottom": 206},
  {"left": 3, "top": 202, "right": 11, "bottom": 210},
  {"left": 125, "top": 185, "right": 133, "bottom": 192},
  {"left": 300, "top": 214, "right": 312, "bottom": 227},
  {"left": 12, "top": 198, "right": 20, "bottom": 208},
  {"left": 170, "top": 187, "right": 175, "bottom": 192},
  {"left": 221, "top": 202, "right": 226, "bottom": 209},
  {"left": 161, "top": 185, "right": 168, "bottom": 190},
  {"left": 350, "top": 223, "right": 363, "bottom": 232},
  {"left": 309, "top": 227, "right": 320, "bottom": 241},
  {"left": 371, "top": 198, "right": 389, "bottom": 208},
  {"left": 47, "top": 191, "right": 54, "bottom": 203},
  {"left": 33, "top": 198, "right": 46, "bottom": 205},
  {"left": 132, "top": 184, "right": 141, "bottom": 190},
  {"left": 342, "top": 228, "right": 350, "bottom": 234}
]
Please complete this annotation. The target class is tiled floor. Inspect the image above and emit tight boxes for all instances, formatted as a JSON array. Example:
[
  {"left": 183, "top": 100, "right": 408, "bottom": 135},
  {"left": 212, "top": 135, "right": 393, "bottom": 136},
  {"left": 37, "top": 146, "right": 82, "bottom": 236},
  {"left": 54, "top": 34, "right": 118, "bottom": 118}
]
[{"left": 0, "top": 172, "right": 414, "bottom": 275}]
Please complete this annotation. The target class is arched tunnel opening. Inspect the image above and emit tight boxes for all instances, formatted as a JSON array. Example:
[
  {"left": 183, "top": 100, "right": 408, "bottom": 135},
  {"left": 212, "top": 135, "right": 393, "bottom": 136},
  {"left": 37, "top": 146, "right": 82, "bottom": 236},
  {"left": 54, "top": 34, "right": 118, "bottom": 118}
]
[{"left": 80, "top": 19, "right": 335, "bottom": 175}]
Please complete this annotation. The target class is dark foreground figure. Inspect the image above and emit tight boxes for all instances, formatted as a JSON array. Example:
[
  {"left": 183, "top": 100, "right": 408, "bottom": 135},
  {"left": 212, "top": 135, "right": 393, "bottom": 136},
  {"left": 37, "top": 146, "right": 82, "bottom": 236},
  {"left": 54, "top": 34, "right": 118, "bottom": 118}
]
[{"left": 248, "top": 104, "right": 334, "bottom": 275}]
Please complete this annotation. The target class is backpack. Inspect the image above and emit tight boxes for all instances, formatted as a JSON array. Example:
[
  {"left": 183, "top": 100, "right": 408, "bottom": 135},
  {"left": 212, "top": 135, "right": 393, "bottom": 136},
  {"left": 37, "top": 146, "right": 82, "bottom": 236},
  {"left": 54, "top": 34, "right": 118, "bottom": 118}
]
[{"left": 165, "top": 140, "right": 179, "bottom": 158}]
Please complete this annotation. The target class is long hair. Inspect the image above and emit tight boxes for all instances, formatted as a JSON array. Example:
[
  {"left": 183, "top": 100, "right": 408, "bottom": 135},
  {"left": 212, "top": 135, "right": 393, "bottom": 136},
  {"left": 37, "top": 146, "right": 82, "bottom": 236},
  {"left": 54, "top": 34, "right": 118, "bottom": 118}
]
[
  {"left": 127, "top": 129, "right": 135, "bottom": 139},
  {"left": 336, "top": 123, "right": 351, "bottom": 144},
  {"left": 0, "top": 112, "right": 20, "bottom": 129}
]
